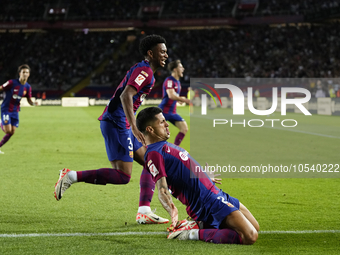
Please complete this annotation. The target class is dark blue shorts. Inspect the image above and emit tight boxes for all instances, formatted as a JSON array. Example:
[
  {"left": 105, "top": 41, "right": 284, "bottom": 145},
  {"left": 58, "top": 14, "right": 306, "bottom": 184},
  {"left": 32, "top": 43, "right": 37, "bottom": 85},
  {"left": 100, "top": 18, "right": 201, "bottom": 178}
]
[
  {"left": 162, "top": 112, "right": 184, "bottom": 125},
  {"left": 100, "top": 120, "right": 143, "bottom": 162},
  {"left": 1, "top": 111, "right": 19, "bottom": 128},
  {"left": 199, "top": 190, "right": 240, "bottom": 229}
]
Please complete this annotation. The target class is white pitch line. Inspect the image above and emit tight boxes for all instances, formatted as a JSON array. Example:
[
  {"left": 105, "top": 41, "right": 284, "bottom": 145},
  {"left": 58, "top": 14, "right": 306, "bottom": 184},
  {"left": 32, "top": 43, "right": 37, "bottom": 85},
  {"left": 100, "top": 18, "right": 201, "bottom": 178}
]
[
  {"left": 0, "top": 230, "right": 339, "bottom": 238},
  {"left": 0, "top": 232, "right": 166, "bottom": 238},
  {"left": 260, "top": 230, "right": 340, "bottom": 234}
]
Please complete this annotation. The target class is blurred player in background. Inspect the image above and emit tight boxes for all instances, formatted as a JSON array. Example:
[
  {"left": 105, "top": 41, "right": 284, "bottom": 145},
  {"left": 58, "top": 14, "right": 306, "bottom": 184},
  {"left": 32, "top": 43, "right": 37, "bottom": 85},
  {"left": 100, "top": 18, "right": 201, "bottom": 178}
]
[
  {"left": 158, "top": 60, "right": 190, "bottom": 146},
  {"left": 54, "top": 34, "right": 170, "bottom": 224},
  {"left": 136, "top": 107, "right": 259, "bottom": 244},
  {"left": 0, "top": 64, "right": 34, "bottom": 154}
]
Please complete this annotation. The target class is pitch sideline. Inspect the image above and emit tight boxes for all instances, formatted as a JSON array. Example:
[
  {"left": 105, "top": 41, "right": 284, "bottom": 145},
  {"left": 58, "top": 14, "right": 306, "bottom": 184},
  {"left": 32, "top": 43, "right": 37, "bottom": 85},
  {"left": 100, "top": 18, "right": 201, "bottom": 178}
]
[{"left": 1, "top": 230, "right": 340, "bottom": 238}]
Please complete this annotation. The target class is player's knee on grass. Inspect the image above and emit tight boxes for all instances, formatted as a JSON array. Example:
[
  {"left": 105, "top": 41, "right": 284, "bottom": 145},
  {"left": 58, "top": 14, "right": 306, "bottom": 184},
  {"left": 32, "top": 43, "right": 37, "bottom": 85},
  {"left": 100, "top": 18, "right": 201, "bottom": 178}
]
[
  {"left": 222, "top": 210, "right": 258, "bottom": 245},
  {"left": 239, "top": 202, "right": 260, "bottom": 232},
  {"left": 242, "top": 229, "right": 258, "bottom": 245}
]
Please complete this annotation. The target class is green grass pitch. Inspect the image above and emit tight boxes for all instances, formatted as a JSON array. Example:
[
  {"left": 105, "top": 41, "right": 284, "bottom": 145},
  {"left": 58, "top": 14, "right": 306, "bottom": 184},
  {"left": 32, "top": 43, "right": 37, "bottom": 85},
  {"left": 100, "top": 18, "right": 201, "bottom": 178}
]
[{"left": 0, "top": 105, "right": 339, "bottom": 254}]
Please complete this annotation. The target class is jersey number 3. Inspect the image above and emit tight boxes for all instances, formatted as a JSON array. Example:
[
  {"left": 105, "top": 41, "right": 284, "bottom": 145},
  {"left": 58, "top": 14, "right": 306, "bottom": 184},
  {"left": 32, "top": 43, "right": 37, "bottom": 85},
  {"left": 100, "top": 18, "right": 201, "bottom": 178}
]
[{"left": 127, "top": 137, "right": 133, "bottom": 150}]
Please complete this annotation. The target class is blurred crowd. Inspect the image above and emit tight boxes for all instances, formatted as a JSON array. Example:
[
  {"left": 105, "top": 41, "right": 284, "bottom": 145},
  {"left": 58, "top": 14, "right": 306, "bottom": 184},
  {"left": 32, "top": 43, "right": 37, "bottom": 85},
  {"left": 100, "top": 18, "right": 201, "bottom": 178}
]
[
  {"left": 2, "top": 0, "right": 340, "bottom": 22},
  {"left": 259, "top": 0, "right": 340, "bottom": 15},
  {"left": 169, "top": 24, "right": 340, "bottom": 79},
  {"left": 2, "top": 23, "right": 340, "bottom": 98},
  {"left": 162, "top": 0, "right": 236, "bottom": 18},
  {"left": 91, "top": 24, "right": 340, "bottom": 83},
  {"left": 0, "top": 31, "right": 123, "bottom": 91}
]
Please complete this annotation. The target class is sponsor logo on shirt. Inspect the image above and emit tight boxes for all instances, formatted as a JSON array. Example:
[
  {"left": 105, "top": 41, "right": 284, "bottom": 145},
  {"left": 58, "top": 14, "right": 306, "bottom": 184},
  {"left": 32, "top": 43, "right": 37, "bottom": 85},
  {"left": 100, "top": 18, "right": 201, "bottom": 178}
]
[
  {"left": 179, "top": 151, "right": 189, "bottom": 161},
  {"left": 149, "top": 163, "right": 159, "bottom": 177},
  {"left": 135, "top": 74, "right": 146, "bottom": 86},
  {"left": 12, "top": 94, "right": 22, "bottom": 100},
  {"left": 167, "top": 80, "right": 173, "bottom": 88},
  {"left": 147, "top": 159, "right": 153, "bottom": 167},
  {"left": 141, "top": 71, "right": 149, "bottom": 77}
]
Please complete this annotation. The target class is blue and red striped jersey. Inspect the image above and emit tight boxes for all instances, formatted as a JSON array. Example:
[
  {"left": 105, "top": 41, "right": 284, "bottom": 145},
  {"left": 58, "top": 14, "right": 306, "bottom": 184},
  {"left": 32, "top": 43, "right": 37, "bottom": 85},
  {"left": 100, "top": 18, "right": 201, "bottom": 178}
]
[
  {"left": 158, "top": 76, "right": 181, "bottom": 114},
  {"left": 1, "top": 79, "right": 32, "bottom": 112},
  {"left": 98, "top": 60, "right": 155, "bottom": 129},
  {"left": 144, "top": 140, "right": 220, "bottom": 222}
]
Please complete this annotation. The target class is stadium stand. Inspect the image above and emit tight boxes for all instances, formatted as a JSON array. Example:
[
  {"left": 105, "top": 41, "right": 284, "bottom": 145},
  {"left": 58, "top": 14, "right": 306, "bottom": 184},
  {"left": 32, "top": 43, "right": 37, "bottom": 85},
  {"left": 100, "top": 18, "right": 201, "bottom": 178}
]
[{"left": 1, "top": 0, "right": 340, "bottom": 98}]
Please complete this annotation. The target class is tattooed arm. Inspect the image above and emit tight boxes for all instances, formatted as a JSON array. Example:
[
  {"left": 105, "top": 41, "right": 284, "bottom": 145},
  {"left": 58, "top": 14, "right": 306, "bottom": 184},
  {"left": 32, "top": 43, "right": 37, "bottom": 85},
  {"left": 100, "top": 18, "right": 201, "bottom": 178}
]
[{"left": 156, "top": 176, "right": 178, "bottom": 226}]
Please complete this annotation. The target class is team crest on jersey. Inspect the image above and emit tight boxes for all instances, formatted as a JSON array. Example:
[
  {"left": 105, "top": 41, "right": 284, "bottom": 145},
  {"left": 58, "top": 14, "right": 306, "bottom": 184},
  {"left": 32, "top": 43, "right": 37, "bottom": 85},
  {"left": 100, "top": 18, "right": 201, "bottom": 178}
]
[
  {"left": 23, "top": 90, "right": 26, "bottom": 96},
  {"left": 141, "top": 71, "right": 149, "bottom": 77},
  {"left": 179, "top": 151, "right": 188, "bottom": 161},
  {"left": 226, "top": 202, "right": 234, "bottom": 208},
  {"left": 129, "top": 151, "right": 133, "bottom": 158},
  {"left": 167, "top": 80, "right": 173, "bottom": 88},
  {"left": 135, "top": 74, "right": 146, "bottom": 86},
  {"left": 149, "top": 163, "right": 159, "bottom": 177}
]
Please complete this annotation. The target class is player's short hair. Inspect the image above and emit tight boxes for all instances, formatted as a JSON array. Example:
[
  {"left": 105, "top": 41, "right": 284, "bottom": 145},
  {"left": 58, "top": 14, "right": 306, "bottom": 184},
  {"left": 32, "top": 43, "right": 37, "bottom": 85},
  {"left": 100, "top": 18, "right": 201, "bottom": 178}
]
[
  {"left": 136, "top": 106, "right": 163, "bottom": 134},
  {"left": 168, "top": 59, "right": 181, "bottom": 72},
  {"left": 139, "top": 34, "right": 166, "bottom": 57},
  {"left": 18, "top": 64, "right": 30, "bottom": 74}
]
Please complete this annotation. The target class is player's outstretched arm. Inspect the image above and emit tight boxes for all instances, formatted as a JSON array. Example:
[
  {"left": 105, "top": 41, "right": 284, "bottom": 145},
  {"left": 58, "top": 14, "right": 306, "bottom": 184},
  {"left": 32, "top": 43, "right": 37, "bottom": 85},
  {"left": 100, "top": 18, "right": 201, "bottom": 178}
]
[
  {"left": 156, "top": 177, "right": 178, "bottom": 226},
  {"left": 167, "top": 89, "right": 191, "bottom": 104},
  {"left": 120, "top": 85, "right": 146, "bottom": 146}
]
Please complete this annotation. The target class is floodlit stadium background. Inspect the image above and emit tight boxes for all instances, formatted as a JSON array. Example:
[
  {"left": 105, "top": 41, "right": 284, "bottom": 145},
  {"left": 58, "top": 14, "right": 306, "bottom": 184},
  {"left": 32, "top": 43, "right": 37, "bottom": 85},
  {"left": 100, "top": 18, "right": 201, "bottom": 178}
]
[{"left": 0, "top": 1, "right": 339, "bottom": 254}]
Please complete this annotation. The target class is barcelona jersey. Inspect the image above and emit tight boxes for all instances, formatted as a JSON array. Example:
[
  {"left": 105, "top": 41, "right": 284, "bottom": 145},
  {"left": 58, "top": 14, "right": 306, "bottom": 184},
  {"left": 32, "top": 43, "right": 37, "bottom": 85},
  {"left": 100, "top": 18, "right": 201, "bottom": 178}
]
[
  {"left": 99, "top": 60, "right": 155, "bottom": 129},
  {"left": 144, "top": 141, "right": 229, "bottom": 222},
  {"left": 159, "top": 76, "right": 181, "bottom": 114},
  {"left": 1, "top": 79, "right": 32, "bottom": 113}
]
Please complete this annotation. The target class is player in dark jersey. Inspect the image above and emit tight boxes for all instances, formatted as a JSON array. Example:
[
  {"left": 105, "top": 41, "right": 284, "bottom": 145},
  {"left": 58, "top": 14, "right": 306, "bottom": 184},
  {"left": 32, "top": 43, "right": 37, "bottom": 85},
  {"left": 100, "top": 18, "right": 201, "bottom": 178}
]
[
  {"left": 136, "top": 107, "right": 259, "bottom": 244},
  {"left": 158, "top": 60, "right": 190, "bottom": 146},
  {"left": 54, "top": 35, "right": 170, "bottom": 224},
  {"left": 0, "top": 64, "right": 34, "bottom": 154}
]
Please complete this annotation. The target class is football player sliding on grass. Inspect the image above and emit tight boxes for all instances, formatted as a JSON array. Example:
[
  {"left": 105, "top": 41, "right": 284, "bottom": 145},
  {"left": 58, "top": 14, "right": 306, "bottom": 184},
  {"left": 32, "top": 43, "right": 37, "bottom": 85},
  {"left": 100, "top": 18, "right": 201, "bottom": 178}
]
[{"left": 136, "top": 106, "right": 259, "bottom": 244}]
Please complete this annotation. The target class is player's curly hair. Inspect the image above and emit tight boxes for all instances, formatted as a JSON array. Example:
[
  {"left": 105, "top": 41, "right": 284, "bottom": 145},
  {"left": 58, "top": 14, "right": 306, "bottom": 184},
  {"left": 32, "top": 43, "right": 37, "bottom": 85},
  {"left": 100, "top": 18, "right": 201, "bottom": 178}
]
[
  {"left": 18, "top": 64, "right": 30, "bottom": 74},
  {"left": 139, "top": 34, "right": 166, "bottom": 57},
  {"left": 168, "top": 59, "right": 181, "bottom": 72},
  {"left": 136, "top": 106, "right": 163, "bottom": 134}
]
